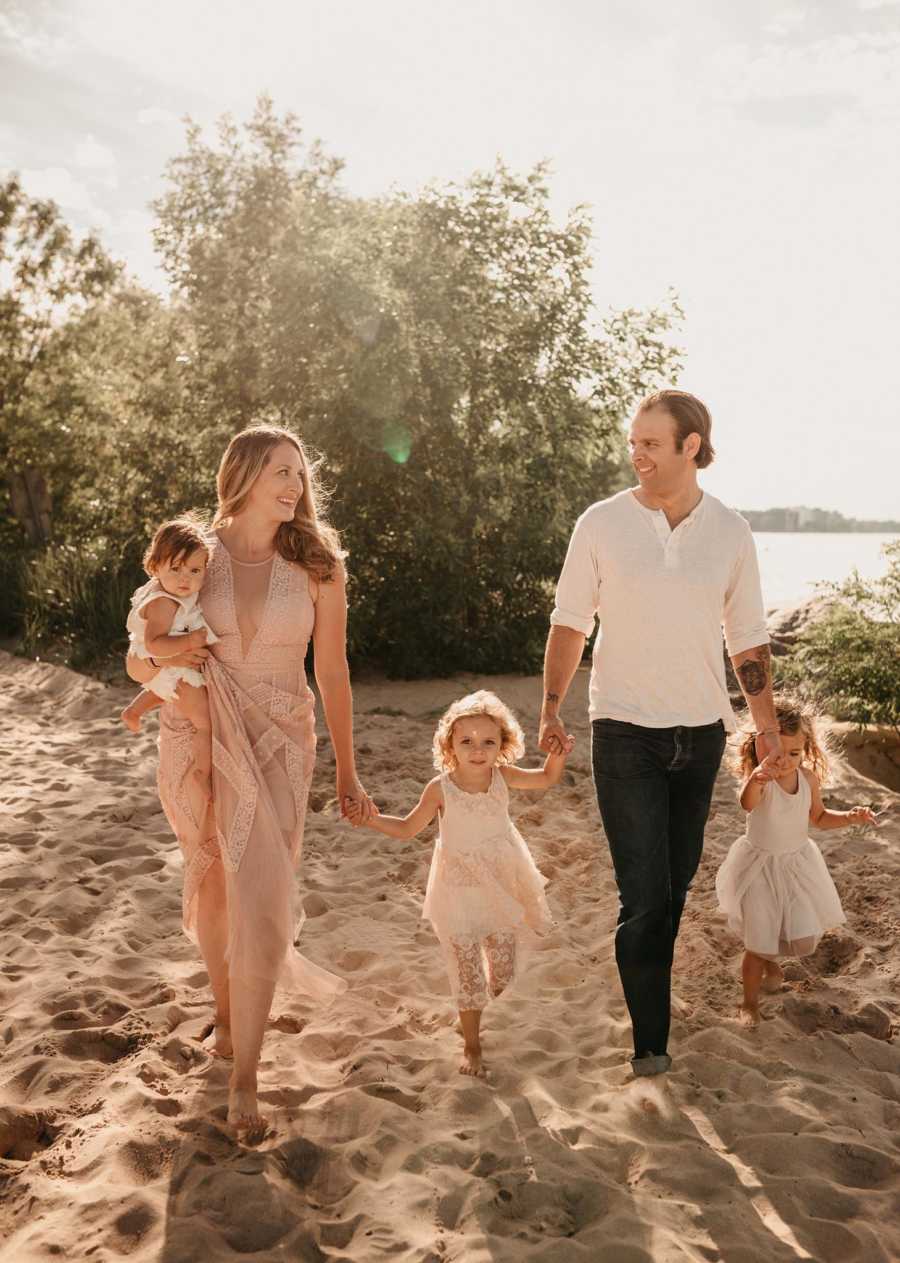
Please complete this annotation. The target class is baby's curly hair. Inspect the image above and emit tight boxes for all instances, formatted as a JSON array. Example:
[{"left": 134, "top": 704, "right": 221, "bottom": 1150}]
[
  {"left": 432, "top": 690, "right": 525, "bottom": 772},
  {"left": 733, "top": 693, "right": 830, "bottom": 782}
]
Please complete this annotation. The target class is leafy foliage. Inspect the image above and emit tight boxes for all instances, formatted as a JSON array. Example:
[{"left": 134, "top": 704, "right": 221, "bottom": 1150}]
[
  {"left": 6, "top": 99, "right": 683, "bottom": 675},
  {"left": 778, "top": 540, "right": 900, "bottom": 736}
]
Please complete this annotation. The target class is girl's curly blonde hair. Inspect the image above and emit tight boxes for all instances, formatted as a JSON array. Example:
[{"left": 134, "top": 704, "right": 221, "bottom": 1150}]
[
  {"left": 432, "top": 690, "right": 525, "bottom": 772},
  {"left": 733, "top": 694, "right": 830, "bottom": 782}
]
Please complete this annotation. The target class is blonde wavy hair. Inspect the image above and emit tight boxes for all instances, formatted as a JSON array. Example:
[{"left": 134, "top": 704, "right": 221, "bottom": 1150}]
[
  {"left": 432, "top": 690, "right": 525, "bottom": 772},
  {"left": 213, "top": 425, "right": 344, "bottom": 581},
  {"left": 733, "top": 694, "right": 830, "bottom": 782}
]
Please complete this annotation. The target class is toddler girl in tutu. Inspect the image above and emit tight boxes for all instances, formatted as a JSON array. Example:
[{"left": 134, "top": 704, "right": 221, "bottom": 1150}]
[
  {"left": 716, "top": 696, "right": 878, "bottom": 1027},
  {"left": 120, "top": 517, "right": 218, "bottom": 796},
  {"left": 355, "top": 690, "right": 573, "bottom": 1076}
]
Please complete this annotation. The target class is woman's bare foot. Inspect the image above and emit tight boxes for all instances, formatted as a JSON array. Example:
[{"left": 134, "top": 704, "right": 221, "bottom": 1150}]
[
  {"left": 738, "top": 1002, "right": 760, "bottom": 1028},
  {"left": 459, "top": 1042, "right": 486, "bottom": 1077},
  {"left": 761, "top": 961, "right": 785, "bottom": 994},
  {"left": 202, "top": 1021, "right": 233, "bottom": 1059},
  {"left": 120, "top": 706, "right": 141, "bottom": 733},
  {"left": 228, "top": 1077, "right": 268, "bottom": 1143}
]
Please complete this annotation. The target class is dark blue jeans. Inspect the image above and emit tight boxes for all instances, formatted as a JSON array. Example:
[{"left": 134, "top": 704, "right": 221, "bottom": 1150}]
[{"left": 592, "top": 718, "right": 726, "bottom": 1058}]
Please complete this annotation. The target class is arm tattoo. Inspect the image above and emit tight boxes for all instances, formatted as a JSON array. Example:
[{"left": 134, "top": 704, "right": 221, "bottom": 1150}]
[
  {"left": 545, "top": 692, "right": 560, "bottom": 705},
  {"left": 737, "top": 645, "right": 771, "bottom": 697}
]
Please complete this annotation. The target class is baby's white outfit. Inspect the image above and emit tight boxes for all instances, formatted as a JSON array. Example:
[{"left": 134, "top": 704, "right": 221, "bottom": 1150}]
[
  {"left": 126, "top": 578, "right": 219, "bottom": 702},
  {"left": 716, "top": 772, "right": 845, "bottom": 958},
  {"left": 423, "top": 767, "right": 553, "bottom": 1010}
]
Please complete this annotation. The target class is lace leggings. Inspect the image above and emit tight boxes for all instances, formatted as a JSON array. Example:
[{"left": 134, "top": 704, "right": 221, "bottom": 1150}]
[{"left": 447, "top": 931, "right": 517, "bottom": 1011}]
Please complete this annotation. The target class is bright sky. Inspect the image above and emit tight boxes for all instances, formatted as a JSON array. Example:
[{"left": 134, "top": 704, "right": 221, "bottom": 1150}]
[{"left": 2, "top": 0, "right": 899, "bottom": 518}]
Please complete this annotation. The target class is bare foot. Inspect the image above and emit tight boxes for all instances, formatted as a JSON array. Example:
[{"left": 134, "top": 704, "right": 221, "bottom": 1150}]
[
  {"left": 228, "top": 1079, "right": 268, "bottom": 1144},
  {"left": 738, "top": 1003, "right": 760, "bottom": 1028},
  {"left": 202, "top": 1021, "right": 233, "bottom": 1059},
  {"left": 120, "top": 707, "right": 141, "bottom": 733},
  {"left": 761, "top": 962, "right": 785, "bottom": 994},
  {"left": 459, "top": 1043, "right": 487, "bottom": 1077}
]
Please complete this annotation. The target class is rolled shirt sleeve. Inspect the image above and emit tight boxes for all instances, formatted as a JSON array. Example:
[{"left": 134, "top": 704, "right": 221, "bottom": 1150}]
[
  {"left": 550, "top": 510, "right": 600, "bottom": 637},
  {"left": 723, "top": 526, "right": 769, "bottom": 656}
]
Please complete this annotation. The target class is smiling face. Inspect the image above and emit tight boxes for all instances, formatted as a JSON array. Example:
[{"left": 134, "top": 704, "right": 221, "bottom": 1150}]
[
  {"left": 243, "top": 439, "right": 305, "bottom": 525},
  {"left": 450, "top": 715, "right": 503, "bottom": 774},
  {"left": 628, "top": 406, "right": 700, "bottom": 497},
  {"left": 155, "top": 546, "right": 208, "bottom": 599}
]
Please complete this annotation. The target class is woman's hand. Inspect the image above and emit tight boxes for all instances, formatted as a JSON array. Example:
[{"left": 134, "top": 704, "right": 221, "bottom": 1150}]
[
  {"left": 338, "top": 774, "right": 374, "bottom": 826},
  {"left": 162, "top": 646, "right": 210, "bottom": 669}
]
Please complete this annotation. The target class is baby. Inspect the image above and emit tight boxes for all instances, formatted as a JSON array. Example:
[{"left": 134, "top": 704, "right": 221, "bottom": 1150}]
[{"left": 121, "top": 517, "right": 218, "bottom": 796}]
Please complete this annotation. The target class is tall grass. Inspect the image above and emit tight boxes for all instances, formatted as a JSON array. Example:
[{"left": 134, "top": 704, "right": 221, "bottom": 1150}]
[{"left": 23, "top": 542, "right": 143, "bottom": 669}]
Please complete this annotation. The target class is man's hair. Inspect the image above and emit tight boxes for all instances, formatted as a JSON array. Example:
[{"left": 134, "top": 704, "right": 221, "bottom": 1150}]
[{"left": 638, "top": 389, "right": 715, "bottom": 469}]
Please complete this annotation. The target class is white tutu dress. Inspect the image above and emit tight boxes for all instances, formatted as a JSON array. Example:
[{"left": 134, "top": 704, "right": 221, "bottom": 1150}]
[
  {"left": 423, "top": 768, "right": 553, "bottom": 1010},
  {"left": 126, "top": 577, "right": 220, "bottom": 701},
  {"left": 715, "top": 771, "right": 845, "bottom": 958}
]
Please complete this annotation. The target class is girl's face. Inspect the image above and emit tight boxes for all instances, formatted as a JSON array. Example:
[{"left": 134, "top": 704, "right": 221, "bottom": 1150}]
[
  {"left": 777, "top": 730, "right": 807, "bottom": 775},
  {"left": 244, "top": 440, "right": 305, "bottom": 525},
  {"left": 450, "top": 715, "right": 503, "bottom": 773},
  {"left": 156, "top": 547, "right": 208, "bottom": 599}
]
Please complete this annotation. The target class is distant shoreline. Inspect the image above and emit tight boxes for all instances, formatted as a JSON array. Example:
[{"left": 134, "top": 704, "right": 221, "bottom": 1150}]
[{"left": 741, "top": 508, "right": 900, "bottom": 533}]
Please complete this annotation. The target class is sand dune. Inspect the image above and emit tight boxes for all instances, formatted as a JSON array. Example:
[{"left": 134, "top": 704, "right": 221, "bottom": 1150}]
[{"left": 1, "top": 650, "right": 898, "bottom": 1262}]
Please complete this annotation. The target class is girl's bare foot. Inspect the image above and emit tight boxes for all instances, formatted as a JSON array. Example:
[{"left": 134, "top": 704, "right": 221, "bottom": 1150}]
[
  {"left": 460, "top": 1042, "right": 486, "bottom": 1077},
  {"left": 228, "top": 1077, "right": 268, "bottom": 1143},
  {"left": 761, "top": 961, "right": 785, "bottom": 994},
  {"left": 202, "top": 1021, "right": 233, "bottom": 1059},
  {"left": 739, "top": 1003, "right": 760, "bottom": 1028},
  {"left": 120, "top": 706, "right": 141, "bottom": 733}
]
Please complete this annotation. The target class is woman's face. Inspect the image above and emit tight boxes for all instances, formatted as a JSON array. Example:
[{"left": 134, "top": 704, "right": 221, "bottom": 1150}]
[{"left": 244, "top": 440, "right": 305, "bottom": 524}]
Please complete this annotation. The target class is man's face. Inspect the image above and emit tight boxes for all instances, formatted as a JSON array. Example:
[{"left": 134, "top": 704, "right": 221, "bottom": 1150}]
[{"left": 628, "top": 406, "right": 697, "bottom": 494}]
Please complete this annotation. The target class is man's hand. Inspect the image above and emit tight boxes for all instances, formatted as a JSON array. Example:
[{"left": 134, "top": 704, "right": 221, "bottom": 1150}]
[{"left": 539, "top": 711, "right": 569, "bottom": 756}]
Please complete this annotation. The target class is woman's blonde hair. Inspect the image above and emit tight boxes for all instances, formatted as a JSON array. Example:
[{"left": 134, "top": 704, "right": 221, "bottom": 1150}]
[
  {"left": 213, "top": 425, "right": 344, "bottom": 581},
  {"left": 734, "top": 694, "right": 830, "bottom": 782},
  {"left": 432, "top": 690, "right": 525, "bottom": 772}
]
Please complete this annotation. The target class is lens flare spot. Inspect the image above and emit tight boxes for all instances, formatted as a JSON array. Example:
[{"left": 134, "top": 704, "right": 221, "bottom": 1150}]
[{"left": 382, "top": 423, "right": 411, "bottom": 464}]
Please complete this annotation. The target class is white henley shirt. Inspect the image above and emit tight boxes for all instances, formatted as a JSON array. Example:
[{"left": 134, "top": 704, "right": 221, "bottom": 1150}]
[{"left": 551, "top": 489, "right": 768, "bottom": 732}]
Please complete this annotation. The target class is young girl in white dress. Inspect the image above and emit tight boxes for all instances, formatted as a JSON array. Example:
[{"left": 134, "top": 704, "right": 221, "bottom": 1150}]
[
  {"left": 716, "top": 696, "right": 879, "bottom": 1027},
  {"left": 120, "top": 517, "right": 218, "bottom": 795},
  {"left": 357, "top": 690, "right": 573, "bottom": 1076}
]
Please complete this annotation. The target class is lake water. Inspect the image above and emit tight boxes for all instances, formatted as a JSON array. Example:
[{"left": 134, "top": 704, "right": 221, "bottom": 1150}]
[{"left": 754, "top": 532, "right": 898, "bottom": 609}]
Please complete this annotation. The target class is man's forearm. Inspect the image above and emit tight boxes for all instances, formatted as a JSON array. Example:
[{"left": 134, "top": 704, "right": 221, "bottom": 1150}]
[
  {"left": 542, "top": 624, "right": 587, "bottom": 716},
  {"left": 730, "top": 643, "right": 777, "bottom": 732}
]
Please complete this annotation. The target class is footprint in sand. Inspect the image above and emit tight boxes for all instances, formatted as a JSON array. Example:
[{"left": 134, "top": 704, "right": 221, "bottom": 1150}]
[{"left": 0, "top": 1107, "right": 59, "bottom": 1164}]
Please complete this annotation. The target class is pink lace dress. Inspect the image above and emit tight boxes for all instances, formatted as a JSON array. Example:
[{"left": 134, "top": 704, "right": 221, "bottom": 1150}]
[
  {"left": 423, "top": 769, "right": 553, "bottom": 1010},
  {"left": 156, "top": 535, "right": 345, "bottom": 1000}
]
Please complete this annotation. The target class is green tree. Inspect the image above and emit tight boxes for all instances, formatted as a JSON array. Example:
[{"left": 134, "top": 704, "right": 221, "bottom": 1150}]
[{"left": 154, "top": 100, "right": 683, "bottom": 674}]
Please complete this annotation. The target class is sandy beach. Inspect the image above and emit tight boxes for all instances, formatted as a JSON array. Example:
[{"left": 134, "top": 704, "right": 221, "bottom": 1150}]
[{"left": 1, "top": 649, "right": 898, "bottom": 1263}]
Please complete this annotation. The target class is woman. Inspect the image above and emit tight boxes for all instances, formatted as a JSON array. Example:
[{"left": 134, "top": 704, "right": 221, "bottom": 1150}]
[{"left": 128, "top": 425, "right": 372, "bottom": 1140}]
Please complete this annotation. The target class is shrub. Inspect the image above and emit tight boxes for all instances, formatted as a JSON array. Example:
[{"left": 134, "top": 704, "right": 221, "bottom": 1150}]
[{"left": 778, "top": 540, "right": 900, "bottom": 737}]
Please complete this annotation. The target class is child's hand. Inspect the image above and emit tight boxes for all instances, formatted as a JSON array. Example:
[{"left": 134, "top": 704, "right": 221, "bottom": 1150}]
[
  {"left": 188, "top": 628, "right": 208, "bottom": 648},
  {"left": 847, "top": 806, "right": 880, "bottom": 826},
  {"left": 751, "top": 760, "right": 775, "bottom": 783},
  {"left": 561, "top": 734, "right": 575, "bottom": 755}
]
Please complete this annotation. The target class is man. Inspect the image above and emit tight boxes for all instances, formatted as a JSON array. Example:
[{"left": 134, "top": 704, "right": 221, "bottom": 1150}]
[{"left": 539, "top": 389, "right": 789, "bottom": 1076}]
